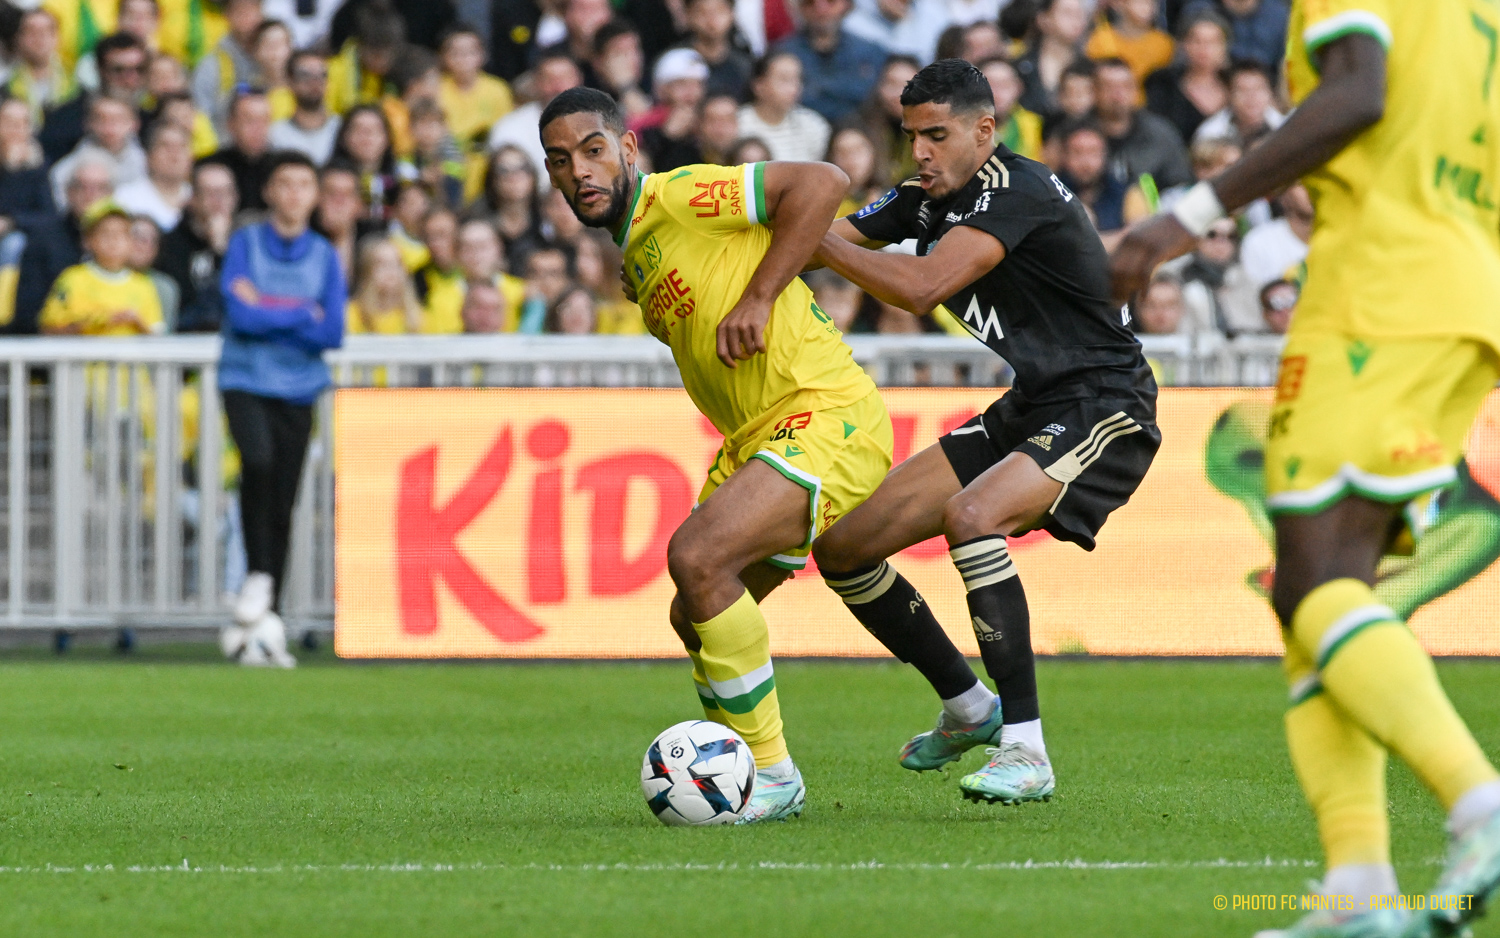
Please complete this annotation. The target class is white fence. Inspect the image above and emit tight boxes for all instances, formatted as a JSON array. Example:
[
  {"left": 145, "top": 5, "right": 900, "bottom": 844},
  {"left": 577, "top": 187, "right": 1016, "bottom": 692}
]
[{"left": 0, "top": 332, "right": 1284, "bottom": 634}]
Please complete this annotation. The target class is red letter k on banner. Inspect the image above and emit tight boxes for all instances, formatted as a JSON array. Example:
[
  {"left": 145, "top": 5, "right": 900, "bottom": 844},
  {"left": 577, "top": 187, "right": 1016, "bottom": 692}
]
[{"left": 396, "top": 428, "right": 544, "bottom": 642}]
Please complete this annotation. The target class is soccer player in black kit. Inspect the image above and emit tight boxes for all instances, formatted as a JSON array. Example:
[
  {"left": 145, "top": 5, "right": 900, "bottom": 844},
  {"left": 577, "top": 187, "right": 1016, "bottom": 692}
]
[{"left": 810, "top": 59, "right": 1159, "bottom": 805}]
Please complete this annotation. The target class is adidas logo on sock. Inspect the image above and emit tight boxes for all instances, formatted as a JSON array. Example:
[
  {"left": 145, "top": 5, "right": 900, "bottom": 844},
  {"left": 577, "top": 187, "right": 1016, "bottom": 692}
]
[{"left": 972, "top": 615, "right": 1003, "bottom": 642}]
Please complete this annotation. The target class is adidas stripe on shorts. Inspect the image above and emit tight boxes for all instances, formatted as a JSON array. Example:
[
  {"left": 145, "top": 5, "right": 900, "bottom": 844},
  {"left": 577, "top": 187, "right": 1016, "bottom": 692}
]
[{"left": 938, "top": 393, "right": 1161, "bottom": 551}]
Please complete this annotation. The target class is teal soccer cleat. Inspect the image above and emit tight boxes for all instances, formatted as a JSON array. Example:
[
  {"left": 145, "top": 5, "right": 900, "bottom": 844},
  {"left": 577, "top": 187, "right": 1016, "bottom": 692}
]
[
  {"left": 1252, "top": 907, "right": 1408, "bottom": 938},
  {"left": 736, "top": 764, "right": 806, "bottom": 824},
  {"left": 1407, "top": 806, "right": 1500, "bottom": 937},
  {"left": 899, "top": 697, "right": 1004, "bottom": 771},
  {"left": 958, "top": 741, "right": 1055, "bottom": 805}
]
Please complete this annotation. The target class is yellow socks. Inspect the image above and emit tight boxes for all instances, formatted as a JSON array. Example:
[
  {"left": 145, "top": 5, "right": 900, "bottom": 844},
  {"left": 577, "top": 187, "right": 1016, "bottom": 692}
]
[
  {"left": 1283, "top": 637, "right": 1390, "bottom": 868},
  {"left": 691, "top": 589, "right": 789, "bottom": 768},
  {"left": 687, "top": 649, "right": 721, "bottom": 722},
  {"left": 1290, "top": 578, "right": 1500, "bottom": 811}
]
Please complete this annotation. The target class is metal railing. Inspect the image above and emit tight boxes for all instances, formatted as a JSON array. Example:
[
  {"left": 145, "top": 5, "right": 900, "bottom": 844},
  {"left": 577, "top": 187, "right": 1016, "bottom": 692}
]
[{"left": 0, "top": 332, "right": 1284, "bottom": 633}]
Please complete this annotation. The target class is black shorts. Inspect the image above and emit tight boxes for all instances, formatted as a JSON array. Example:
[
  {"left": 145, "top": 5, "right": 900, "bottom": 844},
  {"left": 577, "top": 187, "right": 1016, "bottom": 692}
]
[{"left": 938, "top": 393, "right": 1161, "bottom": 550}]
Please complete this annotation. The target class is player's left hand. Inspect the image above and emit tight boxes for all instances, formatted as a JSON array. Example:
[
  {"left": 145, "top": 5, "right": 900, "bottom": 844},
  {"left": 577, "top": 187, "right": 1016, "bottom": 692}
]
[
  {"left": 716, "top": 296, "right": 772, "bottom": 368},
  {"left": 1108, "top": 214, "right": 1199, "bottom": 302},
  {"left": 619, "top": 266, "right": 638, "bottom": 303}
]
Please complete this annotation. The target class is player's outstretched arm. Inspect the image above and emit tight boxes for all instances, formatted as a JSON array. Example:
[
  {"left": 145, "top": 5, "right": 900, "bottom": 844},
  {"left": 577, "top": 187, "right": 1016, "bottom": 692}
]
[
  {"left": 716, "top": 160, "right": 849, "bottom": 367},
  {"left": 800, "top": 218, "right": 888, "bottom": 273},
  {"left": 1109, "top": 33, "right": 1387, "bottom": 300},
  {"left": 815, "top": 224, "right": 1006, "bottom": 317}
]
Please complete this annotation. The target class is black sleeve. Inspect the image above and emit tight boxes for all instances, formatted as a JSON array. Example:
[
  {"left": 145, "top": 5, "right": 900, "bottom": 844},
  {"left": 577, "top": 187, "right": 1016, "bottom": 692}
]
[
  {"left": 953, "top": 182, "right": 1056, "bottom": 254},
  {"left": 845, "top": 182, "right": 922, "bottom": 245}
]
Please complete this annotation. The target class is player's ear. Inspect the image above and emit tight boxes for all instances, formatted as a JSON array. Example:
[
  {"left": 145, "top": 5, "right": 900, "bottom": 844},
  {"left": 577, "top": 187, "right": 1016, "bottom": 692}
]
[
  {"left": 619, "top": 129, "right": 639, "bottom": 167},
  {"left": 976, "top": 112, "right": 996, "bottom": 145}
]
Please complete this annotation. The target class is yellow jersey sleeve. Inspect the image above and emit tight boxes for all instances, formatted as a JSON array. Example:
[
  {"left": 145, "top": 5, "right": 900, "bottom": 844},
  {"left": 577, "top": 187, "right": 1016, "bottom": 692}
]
[
  {"left": 39, "top": 268, "right": 84, "bottom": 333},
  {"left": 1289, "top": 0, "right": 1393, "bottom": 100},
  {"left": 656, "top": 162, "right": 770, "bottom": 238}
]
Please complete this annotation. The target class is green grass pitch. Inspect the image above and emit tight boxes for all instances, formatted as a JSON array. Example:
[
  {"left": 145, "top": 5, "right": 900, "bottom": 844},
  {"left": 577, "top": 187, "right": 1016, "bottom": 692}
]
[{"left": 0, "top": 653, "right": 1496, "bottom": 937}]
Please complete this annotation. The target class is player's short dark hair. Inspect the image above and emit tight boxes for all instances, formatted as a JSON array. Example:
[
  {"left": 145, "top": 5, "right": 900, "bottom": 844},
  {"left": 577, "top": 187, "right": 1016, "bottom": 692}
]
[
  {"left": 900, "top": 58, "right": 995, "bottom": 115},
  {"left": 538, "top": 86, "right": 625, "bottom": 137},
  {"left": 265, "top": 149, "right": 318, "bottom": 181}
]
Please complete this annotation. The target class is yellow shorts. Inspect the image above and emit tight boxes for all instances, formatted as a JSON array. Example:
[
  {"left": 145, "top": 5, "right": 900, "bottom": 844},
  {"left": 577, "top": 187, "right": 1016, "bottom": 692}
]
[
  {"left": 698, "top": 391, "right": 893, "bottom": 570},
  {"left": 1265, "top": 334, "right": 1500, "bottom": 515}
]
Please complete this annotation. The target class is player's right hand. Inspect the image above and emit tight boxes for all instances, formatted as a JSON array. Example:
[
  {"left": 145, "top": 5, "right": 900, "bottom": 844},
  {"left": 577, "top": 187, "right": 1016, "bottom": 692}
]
[{"left": 1108, "top": 214, "right": 1198, "bottom": 302}]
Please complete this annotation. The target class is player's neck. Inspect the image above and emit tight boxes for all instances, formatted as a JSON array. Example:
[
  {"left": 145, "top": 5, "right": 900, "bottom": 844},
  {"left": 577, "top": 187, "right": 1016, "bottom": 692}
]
[{"left": 608, "top": 171, "right": 641, "bottom": 241}]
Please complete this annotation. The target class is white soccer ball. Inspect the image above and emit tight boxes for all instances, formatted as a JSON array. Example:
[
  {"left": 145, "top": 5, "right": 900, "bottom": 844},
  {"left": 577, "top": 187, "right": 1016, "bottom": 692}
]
[{"left": 641, "top": 720, "right": 756, "bottom": 826}]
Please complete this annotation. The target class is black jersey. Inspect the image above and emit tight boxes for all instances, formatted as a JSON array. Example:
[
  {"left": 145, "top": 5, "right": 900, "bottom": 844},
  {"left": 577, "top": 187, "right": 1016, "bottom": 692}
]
[{"left": 848, "top": 144, "right": 1155, "bottom": 406}]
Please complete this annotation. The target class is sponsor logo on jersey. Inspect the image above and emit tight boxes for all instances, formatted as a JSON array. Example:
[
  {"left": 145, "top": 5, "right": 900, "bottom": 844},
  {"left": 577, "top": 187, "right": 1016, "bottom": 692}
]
[
  {"left": 960, "top": 295, "right": 1004, "bottom": 342},
  {"left": 974, "top": 191, "right": 991, "bottom": 212},
  {"left": 917, "top": 203, "right": 932, "bottom": 225},
  {"left": 945, "top": 211, "right": 964, "bottom": 222},
  {"left": 769, "top": 411, "right": 812, "bottom": 442},
  {"left": 855, "top": 188, "right": 897, "bottom": 218},
  {"left": 1027, "top": 434, "right": 1054, "bottom": 451},
  {"left": 644, "top": 267, "right": 694, "bottom": 332},
  {"left": 688, "top": 179, "right": 741, "bottom": 218},
  {"left": 972, "top": 615, "right": 1002, "bottom": 642},
  {"left": 1043, "top": 423, "right": 1066, "bottom": 435},
  {"left": 1275, "top": 355, "right": 1307, "bottom": 403},
  {"left": 1050, "top": 174, "right": 1075, "bottom": 201}
]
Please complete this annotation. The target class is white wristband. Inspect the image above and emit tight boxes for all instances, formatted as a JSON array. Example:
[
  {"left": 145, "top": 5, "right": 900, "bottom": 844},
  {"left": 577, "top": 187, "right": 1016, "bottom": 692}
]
[{"left": 1170, "top": 181, "right": 1227, "bottom": 237}]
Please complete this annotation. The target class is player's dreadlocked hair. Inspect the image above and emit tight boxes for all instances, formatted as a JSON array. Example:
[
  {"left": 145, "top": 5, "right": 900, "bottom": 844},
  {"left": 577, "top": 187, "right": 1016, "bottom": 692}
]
[
  {"left": 538, "top": 87, "right": 627, "bottom": 138},
  {"left": 900, "top": 58, "right": 996, "bottom": 115}
]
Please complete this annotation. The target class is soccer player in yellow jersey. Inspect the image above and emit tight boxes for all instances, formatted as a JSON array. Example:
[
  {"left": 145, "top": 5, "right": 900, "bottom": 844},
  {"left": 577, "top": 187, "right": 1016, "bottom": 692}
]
[
  {"left": 41, "top": 200, "right": 164, "bottom": 336},
  {"left": 540, "top": 87, "right": 894, "bottom": 823},
  {"left": 1114, "top": 2, "right": 1500, "bottom": 935}
]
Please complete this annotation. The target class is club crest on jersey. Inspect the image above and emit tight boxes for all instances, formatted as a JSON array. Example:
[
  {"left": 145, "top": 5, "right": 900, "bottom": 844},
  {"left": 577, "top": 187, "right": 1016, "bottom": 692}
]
[
  {"left": 960, "top": 295, "right": 1004, "bottom": 342},
  {"left": 855, "top": 188, "right": 897, "bottom": 218}
]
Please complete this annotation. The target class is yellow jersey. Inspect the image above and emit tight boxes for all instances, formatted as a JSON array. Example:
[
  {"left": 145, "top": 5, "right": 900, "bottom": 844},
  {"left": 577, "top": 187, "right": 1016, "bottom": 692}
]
[
  {"left": 156, "top": 0, "right": 227, "bottom": 67},
  {"left": 1286, "top": 0, "right": 1500, "bottom": 351},
  {"left": 43, "top": 0, "right": 115, "bottom": 70},
  {"left": 40, "top": 263, "right": 164, "bottom": 335},
  {"left": 439, "top": 74, "right": 514, "bottom": 152},
  {"left": 345, "top": 301, "right": 419, "bottom": 334},
  {"left": 617, "top": 162, "right": 876, "bottom": 443},
  {"left": 424, "top": 271, "right": 526, "bottom": 333}
]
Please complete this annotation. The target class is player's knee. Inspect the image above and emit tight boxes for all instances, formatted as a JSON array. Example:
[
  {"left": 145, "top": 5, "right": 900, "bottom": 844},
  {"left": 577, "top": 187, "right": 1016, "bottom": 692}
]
[
  {"left": 942, "top": 492, "right": 994, "bottom": 544},
  {"left": 810, "top": 525, "right": 864, "bottom": 574},
  {"left": 666, "top": 527, "right": 717, "bottom": 597}
]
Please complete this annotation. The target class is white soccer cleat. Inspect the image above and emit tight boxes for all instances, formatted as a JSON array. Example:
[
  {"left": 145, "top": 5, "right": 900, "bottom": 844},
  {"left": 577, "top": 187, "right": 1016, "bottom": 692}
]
[
  {"left": 244, "top": 612, "right": 296, "bottom": 669},
  {"left": 233, "top": 572, "right": 274, "bottom": 626}
]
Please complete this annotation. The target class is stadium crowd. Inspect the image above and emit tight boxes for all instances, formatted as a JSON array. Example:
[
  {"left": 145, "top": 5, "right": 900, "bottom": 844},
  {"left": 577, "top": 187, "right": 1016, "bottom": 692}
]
[{"left": 0, "top": 0, "right": 1305, "bottom": 341}]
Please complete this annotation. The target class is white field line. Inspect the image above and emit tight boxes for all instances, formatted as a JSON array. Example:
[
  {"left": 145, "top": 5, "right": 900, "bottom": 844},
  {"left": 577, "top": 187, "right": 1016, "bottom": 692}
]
[{"left": 0, "top": 858, "right": 1350, "bottom": 875}]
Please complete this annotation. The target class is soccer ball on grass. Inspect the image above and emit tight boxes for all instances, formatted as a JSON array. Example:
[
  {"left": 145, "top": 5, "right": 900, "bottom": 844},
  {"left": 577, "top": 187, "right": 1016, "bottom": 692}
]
[{"left": 640, "top": 721, "right": 755, "bottom": 826}]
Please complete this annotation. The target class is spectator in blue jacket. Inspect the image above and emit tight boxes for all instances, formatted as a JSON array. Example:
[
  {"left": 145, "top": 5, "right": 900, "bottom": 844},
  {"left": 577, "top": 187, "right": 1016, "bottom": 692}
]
[
  {"left": 772, "top": 0, "right": 888, "bottom": 124},
  {"left": 218, "top": 149, "right": 345, "bottom": 668},
  {"left": 1182, "top": 0, "right": 1288, "bottom": 70}
]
